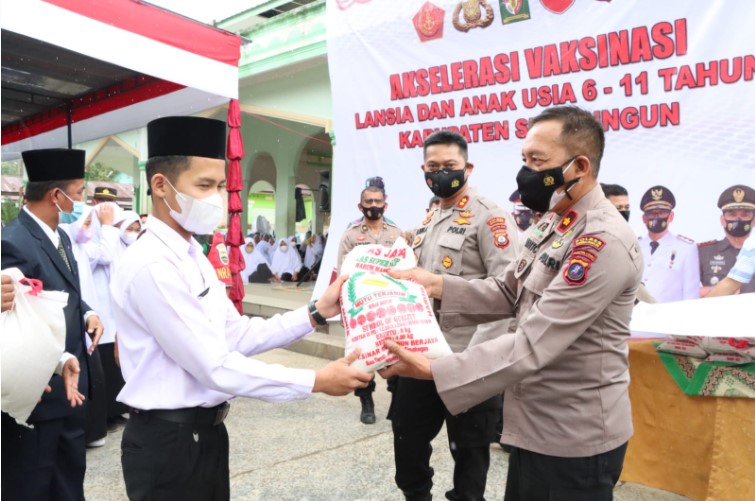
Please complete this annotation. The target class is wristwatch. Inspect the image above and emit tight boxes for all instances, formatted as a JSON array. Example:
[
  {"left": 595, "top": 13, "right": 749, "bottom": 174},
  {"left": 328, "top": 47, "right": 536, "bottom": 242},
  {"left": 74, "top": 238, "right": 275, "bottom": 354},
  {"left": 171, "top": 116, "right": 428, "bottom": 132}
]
[{"left": 308, "top": 300, "right": 328, "bottom": 326}]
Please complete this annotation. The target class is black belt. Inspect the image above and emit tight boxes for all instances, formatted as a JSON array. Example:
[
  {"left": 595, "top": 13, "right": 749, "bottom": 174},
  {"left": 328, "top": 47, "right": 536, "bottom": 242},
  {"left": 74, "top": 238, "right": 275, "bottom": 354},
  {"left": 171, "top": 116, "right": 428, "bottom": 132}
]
[{"left": 130, "top": 402, "right": 230, "bottom": 427}]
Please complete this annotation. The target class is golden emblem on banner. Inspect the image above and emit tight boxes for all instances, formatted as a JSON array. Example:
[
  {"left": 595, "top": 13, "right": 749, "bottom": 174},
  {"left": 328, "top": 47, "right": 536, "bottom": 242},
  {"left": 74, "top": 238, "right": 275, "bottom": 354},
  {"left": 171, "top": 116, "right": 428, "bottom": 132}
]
[{"left": 453, "top": 0, "right": 494, "bottom": 32}]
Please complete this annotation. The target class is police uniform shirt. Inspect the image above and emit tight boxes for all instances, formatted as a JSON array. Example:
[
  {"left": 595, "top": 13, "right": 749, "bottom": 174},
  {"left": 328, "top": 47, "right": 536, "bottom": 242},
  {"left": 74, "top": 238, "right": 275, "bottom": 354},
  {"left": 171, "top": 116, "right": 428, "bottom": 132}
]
[
  {"left": 432, "top": 185, "right": 642, "bottom": 458},
  {"left": 699, "top": 238, "right": 755, "bottom": 293},
  {"left": 639, "top": 231, "right": 700, "bottom": 302},
  {"left": 412, "top": 187, "right": 519, "bottom": 352},
  {"left": 336, "top": 217, "right": 403, "bottom": 273},
  {"left": 110, "top": 217, "right": 317, "bottom": 410}
]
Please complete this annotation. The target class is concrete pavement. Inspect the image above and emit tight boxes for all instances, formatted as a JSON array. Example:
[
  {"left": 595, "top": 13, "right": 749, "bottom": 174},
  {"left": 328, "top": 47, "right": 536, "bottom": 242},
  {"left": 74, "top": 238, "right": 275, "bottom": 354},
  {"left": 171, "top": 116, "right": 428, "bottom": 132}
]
[{"left": 84, "top": 347, "right": 690, "bottom": 501}]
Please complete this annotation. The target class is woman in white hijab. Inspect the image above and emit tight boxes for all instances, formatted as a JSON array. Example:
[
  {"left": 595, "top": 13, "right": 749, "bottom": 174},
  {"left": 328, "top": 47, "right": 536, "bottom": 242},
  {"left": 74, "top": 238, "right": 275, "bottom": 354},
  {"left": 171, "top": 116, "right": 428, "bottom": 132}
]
[
  {"left": 241, "top": 237, "right": 272, "bottom": 283},
  {"left": 112, "top": 210, "right": 141, "bottom": 261},
  {"left": 303, "top": 233, "right": 325, "bottom": 277},
  {"left": 270, "top": 238, "right": 303, "bottom": 282},
  {"left": 60, "top": 204, "right": 109, "bottom": 447}
]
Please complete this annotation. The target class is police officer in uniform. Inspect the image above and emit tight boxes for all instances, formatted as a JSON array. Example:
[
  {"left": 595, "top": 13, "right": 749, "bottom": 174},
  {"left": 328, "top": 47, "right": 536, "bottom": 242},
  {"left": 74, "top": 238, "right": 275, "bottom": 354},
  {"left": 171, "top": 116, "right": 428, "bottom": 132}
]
[
  {"left": 383, "top": 106, "right": 642, "bottom": 501},
  {"left": 509, "top": 189, "right": 535, "bottom": 232},
  {"left": 390, "top": 130, "right": 519, "bottom": 501},
  {"left": 336, "top": 176, "right": 403, "bottom": 424},
  {"left": 638, "top": 185, "right": 700, "bottom": 302},
  {"left": 698, "top": 184, "right": 755, "bottom": 295},
  {"left": 93, "top": 186, "right": 118, "bottom": 205},
  {"left": 110, "top": 116, "right": 372, "bottom": 500}
]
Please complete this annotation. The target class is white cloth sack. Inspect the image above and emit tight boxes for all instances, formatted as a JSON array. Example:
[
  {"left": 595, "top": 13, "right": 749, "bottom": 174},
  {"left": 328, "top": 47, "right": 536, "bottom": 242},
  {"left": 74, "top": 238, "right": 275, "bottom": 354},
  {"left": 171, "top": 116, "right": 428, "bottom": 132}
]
[
  {"left": 340, "top": 239, "right": 451, "bottom": 372},
  {"left": 340, "top": 236, "right": 414, "bottom": 275},
  {"left": 1, "top": 268, "right": 68, "bottom": 426}
]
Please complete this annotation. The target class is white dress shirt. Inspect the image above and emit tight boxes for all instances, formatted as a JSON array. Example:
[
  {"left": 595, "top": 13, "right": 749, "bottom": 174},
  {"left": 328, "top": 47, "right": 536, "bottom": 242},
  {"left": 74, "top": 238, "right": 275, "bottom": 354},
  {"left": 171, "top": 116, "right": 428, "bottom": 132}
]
[
  {"left": 639, "top": 231, "right": 700, "bottom": 302},
  {"left": 110, "top": 217, "right": 316, "bottom": 410}
]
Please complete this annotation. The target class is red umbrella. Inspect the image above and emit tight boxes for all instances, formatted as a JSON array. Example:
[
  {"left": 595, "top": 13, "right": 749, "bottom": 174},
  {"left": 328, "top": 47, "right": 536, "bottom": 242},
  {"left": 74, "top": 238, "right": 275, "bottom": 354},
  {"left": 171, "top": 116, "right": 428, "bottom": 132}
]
[{"left": 226, "top": 99, "right": 245, "bottom": 314}]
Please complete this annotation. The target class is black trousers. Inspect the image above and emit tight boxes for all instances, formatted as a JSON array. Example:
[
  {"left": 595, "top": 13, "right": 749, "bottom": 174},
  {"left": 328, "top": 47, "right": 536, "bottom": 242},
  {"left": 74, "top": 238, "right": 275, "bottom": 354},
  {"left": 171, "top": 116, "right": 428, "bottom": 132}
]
[
  {"left": 85, "top": 348, "right": 108, "bottom": 442},
  {"left": 504, "top": 443, "right": 628, "bottom": 501},
  {"left": 389, "top": 377, "right": 501, "bottom": 500},
  {"left": 121, "top": 411, "right": 230, "bottom": 501},
  {"left": 1, "top": 410, "right": 86, "bottom": 501},
  {"left": 354, "top": 375, "right": 397, "bottom": 399},
  {"left": 99, "top": 342, "right": 128, "bottom": 419}
]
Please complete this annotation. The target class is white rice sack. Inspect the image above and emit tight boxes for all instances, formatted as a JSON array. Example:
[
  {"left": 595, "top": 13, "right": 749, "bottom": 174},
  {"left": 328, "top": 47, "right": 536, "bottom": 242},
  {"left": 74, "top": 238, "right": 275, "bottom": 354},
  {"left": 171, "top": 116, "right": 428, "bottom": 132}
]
[
  {"left": 341, "top": 271, "right": 452, "bottom": 372},
  {"left": 657, "top": 340, "right": 708, "bottom": 358},
  {"left": 703, "top": 352, "right": 751, "bottom": 365},
  {"left": 340, "top": 237, "right": 416, "bottom": 275},
  {"left": 700, "top": 337, "right": 754, "bottom": 355}
]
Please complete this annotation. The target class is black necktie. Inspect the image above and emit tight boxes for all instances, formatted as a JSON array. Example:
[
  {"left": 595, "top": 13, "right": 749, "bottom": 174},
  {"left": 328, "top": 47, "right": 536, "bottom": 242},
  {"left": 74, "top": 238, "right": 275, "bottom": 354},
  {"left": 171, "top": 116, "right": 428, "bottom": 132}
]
[
  {"left": 649, "top": 241, "right": 659, "bottom": 255},
  {"left": 57, "top": 238, "right": 72, "bottom": 272}
]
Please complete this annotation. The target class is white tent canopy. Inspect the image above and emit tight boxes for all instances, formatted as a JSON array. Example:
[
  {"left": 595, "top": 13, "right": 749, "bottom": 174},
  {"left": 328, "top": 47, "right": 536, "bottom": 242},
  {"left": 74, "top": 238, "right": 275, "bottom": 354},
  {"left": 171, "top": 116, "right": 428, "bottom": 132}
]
[{"left": 1, "top": 0, "right": 241, "bottom": 160}]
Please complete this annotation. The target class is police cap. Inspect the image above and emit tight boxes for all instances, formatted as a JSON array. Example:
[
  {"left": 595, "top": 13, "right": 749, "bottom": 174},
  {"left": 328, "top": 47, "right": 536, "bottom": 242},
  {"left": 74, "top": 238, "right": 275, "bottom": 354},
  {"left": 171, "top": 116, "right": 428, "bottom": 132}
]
[{"left": 94, "top": 186, "right": 118, "bottom": 199}]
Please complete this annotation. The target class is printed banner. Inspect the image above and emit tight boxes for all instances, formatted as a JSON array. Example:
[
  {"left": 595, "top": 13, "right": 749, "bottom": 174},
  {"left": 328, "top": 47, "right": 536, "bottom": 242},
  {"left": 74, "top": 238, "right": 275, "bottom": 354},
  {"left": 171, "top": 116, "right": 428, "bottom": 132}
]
[{"left": 316, "top": 0, "right": 755, "bottom": 298}]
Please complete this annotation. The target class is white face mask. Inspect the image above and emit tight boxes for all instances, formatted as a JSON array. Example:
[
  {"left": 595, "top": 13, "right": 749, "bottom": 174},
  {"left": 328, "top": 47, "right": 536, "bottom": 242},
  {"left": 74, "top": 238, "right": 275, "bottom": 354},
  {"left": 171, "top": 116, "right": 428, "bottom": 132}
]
[
  {"left": 163, "top": 179, "right": 224, "bottom": 235},
  {"left": 121, "top": 232, "right": 139, "bottom": 246},
  {"left": 279, "top": 245, "right": 289, "bottom": 253}
]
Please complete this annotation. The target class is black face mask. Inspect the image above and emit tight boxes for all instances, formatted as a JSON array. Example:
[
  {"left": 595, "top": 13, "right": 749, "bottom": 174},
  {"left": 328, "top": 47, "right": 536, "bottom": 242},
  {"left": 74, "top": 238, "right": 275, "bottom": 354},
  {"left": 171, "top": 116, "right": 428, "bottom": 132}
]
[
  {"left": 724, "top": 218, "right": 752, "bottom": 237},
  {"left": 361, "top": 206, "right": 384, "bottom": 221},
  {"left": 515, "top": 157, "right": 577, "bottom": 213},
  {"left": 619, "top": 210, "right": 631, "bottom": 222},
  {"left": 645, "top": 216, "right": 669, "bottom": 234},
  {"left": 514, "top": 210, "right": 533, "bottom": 231},
  {"left": 424, "top": 168, "right": 467, "bottom": 198}
]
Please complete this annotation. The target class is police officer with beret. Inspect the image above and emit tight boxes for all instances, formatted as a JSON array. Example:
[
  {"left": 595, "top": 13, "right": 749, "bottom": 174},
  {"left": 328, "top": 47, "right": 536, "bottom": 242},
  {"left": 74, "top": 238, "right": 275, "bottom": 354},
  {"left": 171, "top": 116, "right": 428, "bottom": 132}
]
[
  {"left": 336, "top": 176, "right": 403, "bottom": 424},
  {"left": 699, "top": 184, "right": 755, "bottom": 295},
  {"left": 509, "top": 189, "right": 536, "bottom": 232},
  {"left": 93, "top": 186, "right": 118, "bottom": 205},
  {"left": 638, "top": 185, "right": 700, "bottom": 302}
]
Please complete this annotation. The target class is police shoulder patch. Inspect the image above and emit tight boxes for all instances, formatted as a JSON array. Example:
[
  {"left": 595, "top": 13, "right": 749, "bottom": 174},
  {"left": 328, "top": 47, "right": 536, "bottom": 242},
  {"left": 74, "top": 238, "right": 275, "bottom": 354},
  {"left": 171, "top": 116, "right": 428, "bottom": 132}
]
[
  {"left": 493, "top": 230, "right": 510, "bottom": 249},
  {"left": 573, "top": 235, "right": 606, "bottom": 252},
  {"left": 563, "top": 256, "right": 591, "bottom": 286}
]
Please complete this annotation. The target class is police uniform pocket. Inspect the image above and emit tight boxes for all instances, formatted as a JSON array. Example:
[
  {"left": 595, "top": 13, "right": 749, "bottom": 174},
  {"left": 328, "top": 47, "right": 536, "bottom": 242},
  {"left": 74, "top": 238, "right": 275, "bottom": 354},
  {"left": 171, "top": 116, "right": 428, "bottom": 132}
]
[
  {"left": 436, "top": 233, "right": 465, "bottom": 276},
  {"left": 522, "top": 260, "right": 558, "bottom": 296}
]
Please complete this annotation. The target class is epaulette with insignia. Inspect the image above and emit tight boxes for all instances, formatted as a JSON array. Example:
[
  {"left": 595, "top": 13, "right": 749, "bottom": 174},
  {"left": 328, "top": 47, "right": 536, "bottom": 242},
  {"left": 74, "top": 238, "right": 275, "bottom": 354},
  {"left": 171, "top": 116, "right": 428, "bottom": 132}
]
[
  {"left": 676, "top": 234, "right": 695, "bottom": 244},
  {"left": 384, "top": 217, "right": 399, "bottom": 227},
  {"left": 697, "top": 240, "right": 718, "bottom": 248},
  {"left": 346, "top": 217, "right": 363, "bottom": 228}
]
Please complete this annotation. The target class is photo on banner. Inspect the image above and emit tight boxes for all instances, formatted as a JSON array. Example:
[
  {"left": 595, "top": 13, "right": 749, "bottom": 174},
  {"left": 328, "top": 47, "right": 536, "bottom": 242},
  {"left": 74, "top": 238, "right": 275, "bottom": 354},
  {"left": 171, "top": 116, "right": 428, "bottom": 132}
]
[{"left": 315, "top": 0, "right": 755, "bottom": 299}]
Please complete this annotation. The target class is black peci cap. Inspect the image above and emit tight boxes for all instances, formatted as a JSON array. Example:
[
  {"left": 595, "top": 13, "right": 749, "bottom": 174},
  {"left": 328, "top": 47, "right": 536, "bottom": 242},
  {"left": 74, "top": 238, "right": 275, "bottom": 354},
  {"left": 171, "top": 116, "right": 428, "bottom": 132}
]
[
  {"left": 22, "top": 148, "right": 85, "bottom": 182},
  {"left": 147, "top": 116, "right": 226, "bottom": 160}
]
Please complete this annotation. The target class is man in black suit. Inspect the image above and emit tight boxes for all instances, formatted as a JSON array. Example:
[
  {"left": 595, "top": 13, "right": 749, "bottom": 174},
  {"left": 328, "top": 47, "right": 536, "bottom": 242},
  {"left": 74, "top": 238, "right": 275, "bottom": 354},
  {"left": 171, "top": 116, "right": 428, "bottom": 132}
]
[{"left": 1, "top": 148, "right": 103, "bottom": 501}]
